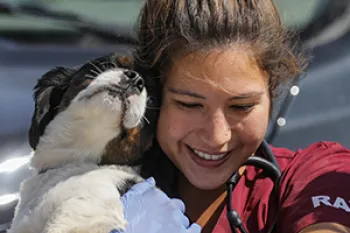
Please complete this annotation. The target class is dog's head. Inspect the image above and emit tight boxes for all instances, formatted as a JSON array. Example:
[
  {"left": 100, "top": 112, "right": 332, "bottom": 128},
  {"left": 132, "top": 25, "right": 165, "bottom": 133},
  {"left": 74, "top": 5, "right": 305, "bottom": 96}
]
[{"left": 29, "top": 54, "right": 156, "bottom": 170}]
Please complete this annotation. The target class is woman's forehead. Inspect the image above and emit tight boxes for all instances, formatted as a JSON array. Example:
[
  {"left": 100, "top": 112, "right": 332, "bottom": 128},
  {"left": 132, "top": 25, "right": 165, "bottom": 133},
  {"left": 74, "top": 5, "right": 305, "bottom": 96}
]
[{"left": 166, "top": 48, "right": 268, "bottom": 93}]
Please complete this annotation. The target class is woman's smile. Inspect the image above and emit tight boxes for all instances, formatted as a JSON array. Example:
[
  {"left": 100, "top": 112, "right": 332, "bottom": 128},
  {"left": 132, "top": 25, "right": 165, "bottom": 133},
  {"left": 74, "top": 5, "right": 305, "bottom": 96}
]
[{"left": 186, "top": 144, "right": 232, "bottom": 168}]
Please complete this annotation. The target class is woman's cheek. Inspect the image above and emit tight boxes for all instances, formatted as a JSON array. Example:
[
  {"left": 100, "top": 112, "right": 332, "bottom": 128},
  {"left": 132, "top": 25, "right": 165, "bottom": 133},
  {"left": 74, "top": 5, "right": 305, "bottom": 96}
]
[
  {"left": 162, "top": 108, "right": 195, "bottom": 139},
  {"left": 237, "top": 108, "right": 269, "bottom": 144}
]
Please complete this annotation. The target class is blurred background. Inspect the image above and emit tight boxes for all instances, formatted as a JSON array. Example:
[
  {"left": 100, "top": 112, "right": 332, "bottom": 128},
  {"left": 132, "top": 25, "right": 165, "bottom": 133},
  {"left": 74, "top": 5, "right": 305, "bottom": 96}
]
[{"left": 0, "top": 0, "right": 350, "bottom": 231}]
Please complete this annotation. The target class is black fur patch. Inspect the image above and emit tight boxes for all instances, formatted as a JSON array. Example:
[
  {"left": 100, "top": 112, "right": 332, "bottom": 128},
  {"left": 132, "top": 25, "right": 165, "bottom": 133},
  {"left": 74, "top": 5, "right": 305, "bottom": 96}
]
[{"left": 28, "top": 67, "right": 76, "bottom": 150}]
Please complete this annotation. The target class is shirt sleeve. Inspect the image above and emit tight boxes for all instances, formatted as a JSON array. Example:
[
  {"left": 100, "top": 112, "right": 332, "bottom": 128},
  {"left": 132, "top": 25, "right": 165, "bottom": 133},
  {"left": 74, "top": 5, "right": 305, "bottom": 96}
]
[{"left": 278, "top": 141, "right": 350, "bottom": 233}]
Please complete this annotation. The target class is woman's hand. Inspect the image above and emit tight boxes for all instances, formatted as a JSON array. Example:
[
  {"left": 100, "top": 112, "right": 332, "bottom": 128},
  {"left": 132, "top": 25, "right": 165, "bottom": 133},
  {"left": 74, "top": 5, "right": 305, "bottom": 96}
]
[{"left": 111, "top": 177, "right": 202, "bottom": 233}]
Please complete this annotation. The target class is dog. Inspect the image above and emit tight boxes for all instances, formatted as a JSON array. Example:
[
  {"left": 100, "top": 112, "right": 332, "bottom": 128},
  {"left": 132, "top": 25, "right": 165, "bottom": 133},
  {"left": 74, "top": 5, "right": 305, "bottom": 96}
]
[{"left": 8, "top": 54, "right": 158, "bottom": 233}]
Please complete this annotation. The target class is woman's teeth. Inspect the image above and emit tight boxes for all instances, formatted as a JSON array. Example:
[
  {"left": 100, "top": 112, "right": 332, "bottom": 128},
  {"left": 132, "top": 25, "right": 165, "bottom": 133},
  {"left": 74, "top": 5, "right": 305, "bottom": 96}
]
[{"left": 192, "top": 149, "right": 227, "bottom": 161}]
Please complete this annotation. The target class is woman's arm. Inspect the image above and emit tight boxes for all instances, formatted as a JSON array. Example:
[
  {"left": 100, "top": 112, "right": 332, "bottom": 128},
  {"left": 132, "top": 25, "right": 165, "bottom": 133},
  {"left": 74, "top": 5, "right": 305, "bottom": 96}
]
[{"left": 299, "top": 222, "right": 350, "bottom": 233}]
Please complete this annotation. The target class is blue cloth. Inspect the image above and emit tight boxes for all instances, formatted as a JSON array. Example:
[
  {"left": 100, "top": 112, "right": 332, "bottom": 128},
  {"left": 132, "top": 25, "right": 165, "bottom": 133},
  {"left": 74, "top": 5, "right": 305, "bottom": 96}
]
[{"left": 111, "top": 177, "right": 202, "bottom": 233}]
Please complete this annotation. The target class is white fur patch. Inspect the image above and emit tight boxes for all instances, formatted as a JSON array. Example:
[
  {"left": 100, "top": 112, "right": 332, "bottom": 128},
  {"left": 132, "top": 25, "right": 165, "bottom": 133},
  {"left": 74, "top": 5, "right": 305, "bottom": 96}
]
[
  {"left": 9, "top": 164, "right": 142, "bottom": 233},
  {"left": 124, "top": 91, "right": 147, "bottom": 129}
]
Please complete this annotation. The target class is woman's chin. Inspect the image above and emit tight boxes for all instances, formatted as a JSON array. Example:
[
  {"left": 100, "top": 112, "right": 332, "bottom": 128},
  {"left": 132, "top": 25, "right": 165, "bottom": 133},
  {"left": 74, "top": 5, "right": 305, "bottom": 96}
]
[
  {"left": 186, "top": 172, "right": 230, "bottom": 191},
  {"left": 195, "top": 183, "right": 225, "bottom": 191}
]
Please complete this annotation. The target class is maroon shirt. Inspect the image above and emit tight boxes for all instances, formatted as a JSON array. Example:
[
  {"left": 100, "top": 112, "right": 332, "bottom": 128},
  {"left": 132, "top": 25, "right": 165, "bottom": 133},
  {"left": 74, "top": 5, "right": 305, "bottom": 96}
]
[{"left": 213, "top": 141, "right": 350, "bottom": 233}]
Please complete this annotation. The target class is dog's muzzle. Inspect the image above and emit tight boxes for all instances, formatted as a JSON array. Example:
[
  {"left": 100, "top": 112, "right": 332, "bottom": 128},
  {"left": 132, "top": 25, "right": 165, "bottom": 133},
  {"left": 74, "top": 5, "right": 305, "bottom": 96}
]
[
  {"left": 123, "top": 70, "right": 145, "bottom": 97},
  {"left": 84, "top": 70, "right": 145, "bottom": 100}
]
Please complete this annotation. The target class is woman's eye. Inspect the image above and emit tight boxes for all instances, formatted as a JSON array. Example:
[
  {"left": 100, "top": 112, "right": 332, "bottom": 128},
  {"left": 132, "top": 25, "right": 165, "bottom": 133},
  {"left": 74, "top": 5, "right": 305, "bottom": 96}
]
[
  {"left": 230, "top": 105, "right": 254, "bottom": 112},
  {"left": 175, "top": 100, "right": 202, "bottom": 109}
]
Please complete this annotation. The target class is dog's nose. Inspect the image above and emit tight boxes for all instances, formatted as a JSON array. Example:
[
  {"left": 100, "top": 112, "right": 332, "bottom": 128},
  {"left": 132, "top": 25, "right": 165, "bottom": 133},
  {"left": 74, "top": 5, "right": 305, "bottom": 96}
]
[
  {"left": 124, "top": 70, "right": 138, "bottom": 80},
  {"left": 124, "top": 70, "right": 145, "bottom": 93},
  {"left": 133, "top": 76, "right": 145, "bottom": 93}
]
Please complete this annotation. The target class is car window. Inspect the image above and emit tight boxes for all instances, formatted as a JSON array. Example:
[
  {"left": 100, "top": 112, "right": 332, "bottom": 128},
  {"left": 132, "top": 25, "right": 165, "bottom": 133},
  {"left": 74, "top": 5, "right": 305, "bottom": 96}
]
[{"left": 0, "top": 0, "right": 326, "bottom": 31}]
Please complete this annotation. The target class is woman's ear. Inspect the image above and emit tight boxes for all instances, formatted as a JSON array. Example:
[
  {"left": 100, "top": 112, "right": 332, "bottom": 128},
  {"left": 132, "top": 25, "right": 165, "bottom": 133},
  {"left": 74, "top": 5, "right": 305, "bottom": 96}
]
[{"left": 28, "top": 67, "right": 76, "bottom": 150}]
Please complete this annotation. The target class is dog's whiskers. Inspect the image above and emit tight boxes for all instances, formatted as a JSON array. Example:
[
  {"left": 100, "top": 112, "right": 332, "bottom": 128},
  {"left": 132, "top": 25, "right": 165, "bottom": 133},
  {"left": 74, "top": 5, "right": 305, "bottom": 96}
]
[
  {"left": 142, "top": 116, "right": 150, "bottom": 125},
  {"left": 101, "top": 62, "right": 107, "bottom": 70},
  {"left": 111, "top": 61, "right": 118, "bottom": 68},
  {"left": 89, "top": 62, "right": 103, "bottom": 74},
  {"left": 102, "top": 61, "right": 112, "bottom": 70},
  {"left": 90, "top": 70, "right": 100, "bottom": 76},
  {"left": 85, "top": 74, "right": 95, "bottom": 79},
  {"left": 98, "top": 61, "right": 118, "bottom": 70},
  {"left": 123, "top": 153, "right": 130, "bottom": 164}
]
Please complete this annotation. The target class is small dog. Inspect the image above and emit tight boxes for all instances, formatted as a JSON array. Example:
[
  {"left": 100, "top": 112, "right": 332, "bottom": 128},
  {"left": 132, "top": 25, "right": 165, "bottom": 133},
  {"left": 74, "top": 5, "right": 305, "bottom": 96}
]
[{"left": 8, "top": 54, "right": 158, "bottom": 233}]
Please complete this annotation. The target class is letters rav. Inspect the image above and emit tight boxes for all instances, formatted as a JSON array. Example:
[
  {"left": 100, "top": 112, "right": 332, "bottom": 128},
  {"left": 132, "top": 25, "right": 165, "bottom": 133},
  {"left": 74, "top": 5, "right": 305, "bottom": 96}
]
[{"left": 312, "top": 195, "right": 350, "bottom": 213}]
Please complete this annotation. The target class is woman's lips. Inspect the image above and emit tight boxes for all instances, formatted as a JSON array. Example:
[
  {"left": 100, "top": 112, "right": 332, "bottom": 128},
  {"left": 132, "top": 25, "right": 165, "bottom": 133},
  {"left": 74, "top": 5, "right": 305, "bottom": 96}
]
[{"left": 186, "top": 145, "right": 232, "bottom": 168}]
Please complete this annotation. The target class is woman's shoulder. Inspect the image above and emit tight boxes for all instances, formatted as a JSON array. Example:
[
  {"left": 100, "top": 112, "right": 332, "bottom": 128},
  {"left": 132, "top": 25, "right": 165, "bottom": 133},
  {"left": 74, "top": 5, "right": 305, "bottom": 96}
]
[
  {"left": 271, "top": 141, "right": 350, "bottom": 172},
  {"left": 271, "top": 141, "right": 350, "bottom": 233}
]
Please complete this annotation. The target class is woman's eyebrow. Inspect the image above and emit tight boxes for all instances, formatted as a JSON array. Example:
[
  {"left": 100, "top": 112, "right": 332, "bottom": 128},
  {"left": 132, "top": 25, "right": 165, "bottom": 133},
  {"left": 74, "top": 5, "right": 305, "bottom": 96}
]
[
  {"left": 167, "top": 87, "right": 206, "bottom": 99},
  {"left": 168, "top": 87, "right": 264, "bottom": 100},
  {"left": 230, "top": 91, "right": 265, "bottom": 100}
]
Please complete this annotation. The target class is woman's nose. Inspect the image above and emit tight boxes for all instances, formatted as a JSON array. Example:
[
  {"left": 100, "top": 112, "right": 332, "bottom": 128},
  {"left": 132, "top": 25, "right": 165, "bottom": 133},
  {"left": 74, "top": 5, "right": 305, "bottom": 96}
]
[{"left": 200, "top": 111, "right": 231, "bottom": 148}]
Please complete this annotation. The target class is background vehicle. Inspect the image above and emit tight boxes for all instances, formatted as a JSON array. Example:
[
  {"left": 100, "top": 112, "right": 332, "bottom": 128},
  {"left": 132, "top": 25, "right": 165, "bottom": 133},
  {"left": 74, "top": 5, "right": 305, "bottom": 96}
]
[{"left": 1, "top": 0, "right": 350, "bottom": 231}]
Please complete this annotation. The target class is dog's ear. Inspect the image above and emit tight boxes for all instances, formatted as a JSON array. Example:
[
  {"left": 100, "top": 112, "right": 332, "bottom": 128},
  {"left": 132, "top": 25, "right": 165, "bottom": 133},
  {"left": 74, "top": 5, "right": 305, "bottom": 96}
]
[{"left": 28, "top": 67, "right": 76, "bottom": 150}]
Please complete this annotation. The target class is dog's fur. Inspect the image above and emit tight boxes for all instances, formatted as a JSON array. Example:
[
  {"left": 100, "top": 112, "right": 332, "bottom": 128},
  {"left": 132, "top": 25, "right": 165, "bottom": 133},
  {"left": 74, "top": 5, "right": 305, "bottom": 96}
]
[{"left": 8, "top": 54, "right": 157, "bottom": 233}]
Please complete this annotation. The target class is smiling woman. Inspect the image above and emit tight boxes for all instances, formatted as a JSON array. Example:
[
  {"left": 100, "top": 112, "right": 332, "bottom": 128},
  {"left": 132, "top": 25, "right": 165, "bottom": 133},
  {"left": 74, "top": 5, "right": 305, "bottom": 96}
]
[{"left": 129, "top": 0, "right": 350, "bottom": 233}]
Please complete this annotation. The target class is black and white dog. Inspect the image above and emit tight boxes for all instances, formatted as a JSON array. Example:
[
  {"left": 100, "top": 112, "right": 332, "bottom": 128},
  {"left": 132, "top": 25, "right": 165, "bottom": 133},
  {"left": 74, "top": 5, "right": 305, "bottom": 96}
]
[{"left": 8, "top": 54, "right": 157, "bottom": 233}]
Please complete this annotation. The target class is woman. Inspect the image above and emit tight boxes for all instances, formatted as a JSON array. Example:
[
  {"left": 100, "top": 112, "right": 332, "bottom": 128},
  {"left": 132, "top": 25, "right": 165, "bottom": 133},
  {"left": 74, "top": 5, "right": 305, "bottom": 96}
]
[{"left": 116, "top": 0, "right": 350, "bottom": 233}]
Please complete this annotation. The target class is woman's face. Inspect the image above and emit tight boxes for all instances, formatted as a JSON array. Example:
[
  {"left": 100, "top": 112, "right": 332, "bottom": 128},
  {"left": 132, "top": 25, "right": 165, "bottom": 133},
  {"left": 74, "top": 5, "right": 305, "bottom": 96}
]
[{"left": 156, "top": 47, "right": 271, "bottom": 190}]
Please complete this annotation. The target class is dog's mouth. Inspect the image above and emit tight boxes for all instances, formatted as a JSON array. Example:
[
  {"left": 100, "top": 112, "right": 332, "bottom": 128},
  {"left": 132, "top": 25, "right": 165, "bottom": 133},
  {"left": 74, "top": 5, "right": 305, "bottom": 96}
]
[
  {"left": 78, "top": 69, "right": 145, "bottom": 101},
  {"left": 78, "top": 85, "right": 118, "bottom": 100}
]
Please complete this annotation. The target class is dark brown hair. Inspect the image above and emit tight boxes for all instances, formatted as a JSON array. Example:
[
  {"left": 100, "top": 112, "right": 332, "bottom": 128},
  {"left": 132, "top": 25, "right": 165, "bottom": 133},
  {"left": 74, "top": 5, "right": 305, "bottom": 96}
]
[{"left": 135, "top": 0, "right": 308, "bottom": 100}]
